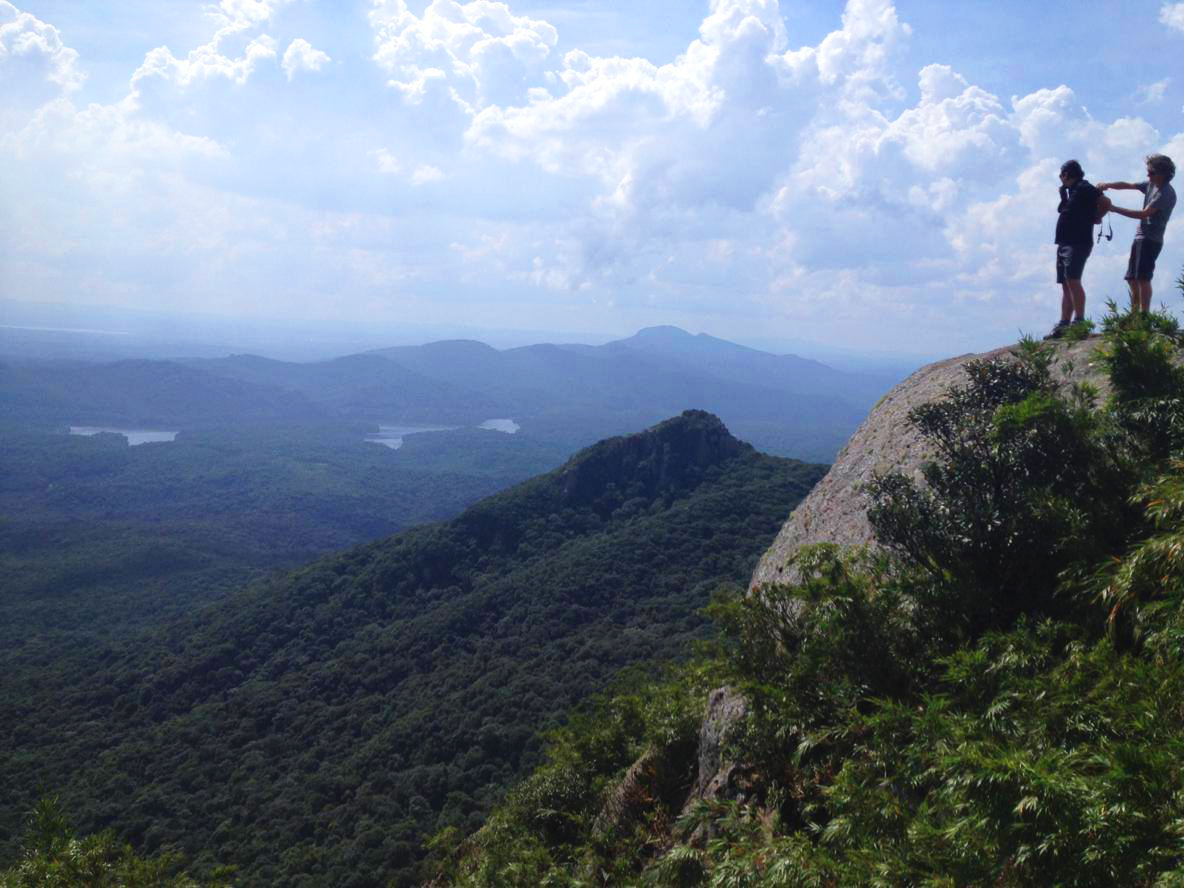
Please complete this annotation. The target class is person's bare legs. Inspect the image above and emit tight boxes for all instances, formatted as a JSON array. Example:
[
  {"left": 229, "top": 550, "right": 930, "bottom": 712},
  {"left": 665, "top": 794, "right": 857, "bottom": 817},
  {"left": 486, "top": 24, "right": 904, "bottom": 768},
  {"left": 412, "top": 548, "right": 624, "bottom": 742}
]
[
  {"left": 1065, "top": 279, "right": 1085, "bottom": 321},
  {"left": 1128, "top": 279, "right": 1152, "bottom": 312},
  {"left": 1060, "top": 282, "right": 1074, "bottom": 323}
]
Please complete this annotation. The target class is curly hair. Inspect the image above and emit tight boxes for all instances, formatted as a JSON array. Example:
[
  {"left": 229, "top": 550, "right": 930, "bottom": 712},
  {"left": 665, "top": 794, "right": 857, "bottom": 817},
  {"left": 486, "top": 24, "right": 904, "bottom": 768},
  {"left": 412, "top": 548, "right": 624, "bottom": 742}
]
[{"left": 1146, "top": 154, "right": 1176, "bottom": 182}]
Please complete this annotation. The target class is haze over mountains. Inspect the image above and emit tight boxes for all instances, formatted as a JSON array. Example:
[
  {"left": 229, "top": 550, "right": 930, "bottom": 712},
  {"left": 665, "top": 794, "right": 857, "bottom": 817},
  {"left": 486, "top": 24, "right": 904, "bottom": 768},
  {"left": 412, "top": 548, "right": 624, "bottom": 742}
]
[
  {"left": 1, "top": 315, "right": 891, "bottom": 885},
  {"left": 3, "top": 323, "right": 898, "bottom": 462}
]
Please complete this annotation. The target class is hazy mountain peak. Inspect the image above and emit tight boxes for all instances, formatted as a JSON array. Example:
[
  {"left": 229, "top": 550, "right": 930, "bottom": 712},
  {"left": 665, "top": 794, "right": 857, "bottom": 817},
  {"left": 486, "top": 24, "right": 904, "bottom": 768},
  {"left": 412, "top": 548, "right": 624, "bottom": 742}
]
[
  {"left": 632, "top": 324, "right": 696, "bottom": 339},
  {"left": 613, "top": 326, "right": 774, "bottom": 360}
]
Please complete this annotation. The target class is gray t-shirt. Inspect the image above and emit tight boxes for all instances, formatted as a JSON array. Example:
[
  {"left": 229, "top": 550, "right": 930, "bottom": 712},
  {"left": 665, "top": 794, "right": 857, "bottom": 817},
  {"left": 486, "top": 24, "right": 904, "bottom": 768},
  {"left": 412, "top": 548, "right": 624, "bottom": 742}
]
[{"left": 1135, "top": 179, "right": 1176, "bottom": 243}]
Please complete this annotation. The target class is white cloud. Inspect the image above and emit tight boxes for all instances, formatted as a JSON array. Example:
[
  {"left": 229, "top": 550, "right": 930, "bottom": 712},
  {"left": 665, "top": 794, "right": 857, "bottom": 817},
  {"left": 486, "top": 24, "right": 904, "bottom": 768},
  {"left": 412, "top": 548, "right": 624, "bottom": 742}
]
[
  {"left": 282, "top": 38, "right": 330, "bottom": 80},
  {"left": 127, "top": 0, "right": 296, "bottom": 95},
  {"left": 213, "top": 0, "right": 286, "bottom": 29},
  {"left": 0, "top": 1, "right": 84, "bottom": 106},
  {"left": 1162, "top": 2, "right": 1184, "bottom": 32},
  {"left": 131, "top": 34, "right": 278, "bottom": 91},
  {"left": 449, "top": 0, "right": 1183, "bottom": 342},
  {"left": 4, "top": 0, "right": 1183, "bottom": 351},
  {"left": 1137, "top": 78, "right": 1170, "bottom": 105},
  {"left": 369, "top": 0, "right": 558, "bottom": 107},
  {"left": 371, "top": 147, "right": 402, "bottom": 173},
  {"left": 411, "top": 163, "right": 444, "bottom": 185}
]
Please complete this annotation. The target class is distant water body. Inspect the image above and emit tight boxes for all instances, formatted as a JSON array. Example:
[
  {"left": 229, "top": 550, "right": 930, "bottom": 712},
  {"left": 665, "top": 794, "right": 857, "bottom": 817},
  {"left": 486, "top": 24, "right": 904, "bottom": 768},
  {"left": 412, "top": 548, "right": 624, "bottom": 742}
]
[
  {"left": 70, "top": 426, "right": 177, "bottom": 445},
  {"left": 365, "top": 419, "right": 520, "bottom": 449},
  {"left": 364, "top": 424, "right": 455, "bottom": 449},
  {"left": 479, "top": 419, "right": 520, "bottom": 434}
]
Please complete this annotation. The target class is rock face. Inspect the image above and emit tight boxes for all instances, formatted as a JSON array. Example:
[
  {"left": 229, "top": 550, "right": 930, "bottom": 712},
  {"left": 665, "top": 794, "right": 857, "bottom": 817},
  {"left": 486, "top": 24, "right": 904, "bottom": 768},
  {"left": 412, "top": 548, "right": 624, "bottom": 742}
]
[
  {"left": 750, "top": 337, "right": 1109, "bottom": 588},
  {"left": 593, "top": 686, "right": 754, "bottom": 849},
  {"left": 684, "top": 686, "right": 751, "bottom": 806},
  {"left": 557, "top": 409, "right": 748, "bottom": 508}
]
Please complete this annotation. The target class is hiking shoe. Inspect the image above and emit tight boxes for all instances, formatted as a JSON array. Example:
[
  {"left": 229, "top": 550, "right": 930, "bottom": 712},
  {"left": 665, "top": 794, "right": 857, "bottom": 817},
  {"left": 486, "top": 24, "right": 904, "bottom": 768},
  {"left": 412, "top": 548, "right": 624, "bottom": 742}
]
[{"left": 1043, "top": 320, "right": 1070, "bottom": 340}]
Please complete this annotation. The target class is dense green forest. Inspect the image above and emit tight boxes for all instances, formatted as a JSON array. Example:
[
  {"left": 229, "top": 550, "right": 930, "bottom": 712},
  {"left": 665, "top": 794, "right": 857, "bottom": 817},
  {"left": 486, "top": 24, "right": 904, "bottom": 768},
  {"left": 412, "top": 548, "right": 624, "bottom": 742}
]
[
  {"left": 0, "top": 422, "right": 565, "bottom": 666},
  {"left": 439, "top": 296, "right": 1184, "bottom": 885},
  {"left": 1, "top": 411, "right": 823, "bottom": 886}
]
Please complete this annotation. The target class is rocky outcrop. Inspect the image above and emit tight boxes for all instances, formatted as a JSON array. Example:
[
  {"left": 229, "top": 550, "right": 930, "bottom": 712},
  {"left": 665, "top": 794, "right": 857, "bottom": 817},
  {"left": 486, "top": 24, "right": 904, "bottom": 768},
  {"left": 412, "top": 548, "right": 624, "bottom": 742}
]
[
  {"left": 683, "top": 687, "right": 751, "bottom": 807},
  {"left": 558, "top": 409, "right": 748, "bottom": 509},
  {"left": 750, "top": 338, "right": 1109, "bottom": 588},
  {"left": 593, "top": 686, "right": 754, "bottom": 851}
]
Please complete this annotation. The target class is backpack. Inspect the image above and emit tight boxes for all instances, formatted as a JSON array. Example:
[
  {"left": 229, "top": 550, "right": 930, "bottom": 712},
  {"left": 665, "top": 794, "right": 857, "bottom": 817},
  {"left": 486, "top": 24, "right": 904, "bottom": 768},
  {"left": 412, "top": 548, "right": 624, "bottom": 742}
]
[{"left": 1096, "top": 193, "right": 1113, "bottom": 243}]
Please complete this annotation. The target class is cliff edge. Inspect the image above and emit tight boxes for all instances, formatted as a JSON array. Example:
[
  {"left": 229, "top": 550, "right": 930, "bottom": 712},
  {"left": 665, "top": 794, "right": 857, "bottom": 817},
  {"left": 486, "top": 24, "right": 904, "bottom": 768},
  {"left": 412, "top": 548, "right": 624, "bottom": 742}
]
[{"left": 751, "top": 337, "right": 1108, "bottom": 588}]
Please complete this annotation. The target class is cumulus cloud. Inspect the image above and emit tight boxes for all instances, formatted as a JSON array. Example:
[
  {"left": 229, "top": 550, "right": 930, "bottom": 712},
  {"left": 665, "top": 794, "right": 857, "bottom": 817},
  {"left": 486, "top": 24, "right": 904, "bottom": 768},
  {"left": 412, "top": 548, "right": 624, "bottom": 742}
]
[
  {"left": 411, "top": 163, "right": 444, "bottom": 185},
  {"left": 1137, "top": 78, "right": 1170, "bottom": 105},
  {"left": 4, "top": 0, "right": 1183, "bottom": 350},
  {"left": 0, "top": 2, "right": 83, "bottom": 88},
  {"left": 371, "top": 147, "right": 402, "bottom": 173},
  {"left": 369, "top": 0, "right": 558, "bottom": 108},
  {"left": 0, "top": 1, "right": 84, "bottom": 112},
  {"left": 282, "top": 38, "right": 330, "bottom": 80},
  {"left": 460, "top": 0, "right": 926, "bottom": 294},
  {"left": 1162, "top": 2, "right": 1184, "bottom": 32},
  {"left": 127, "top": 0, "right": 297, "bottom": 96},
  {"left": 444, "top": 0, "right": 1182, "bottom": 341},
  {"left": 131, "top": 34, "right": 278, "bottom": 91}
]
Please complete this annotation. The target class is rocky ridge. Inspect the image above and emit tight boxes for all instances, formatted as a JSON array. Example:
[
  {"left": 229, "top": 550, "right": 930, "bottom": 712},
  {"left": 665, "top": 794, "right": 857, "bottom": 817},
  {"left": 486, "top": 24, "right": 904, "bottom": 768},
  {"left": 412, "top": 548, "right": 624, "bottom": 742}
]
[{"left": 750, "top": 337, "right": 1108, "bottom": 588}]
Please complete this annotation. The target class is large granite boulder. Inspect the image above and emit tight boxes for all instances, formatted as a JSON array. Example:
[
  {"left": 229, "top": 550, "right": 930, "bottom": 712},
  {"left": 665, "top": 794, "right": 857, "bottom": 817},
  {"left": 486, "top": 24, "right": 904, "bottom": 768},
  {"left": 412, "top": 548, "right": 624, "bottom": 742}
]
[{"left": 750, "top": 338, "right": 1109, "bottom": 588}]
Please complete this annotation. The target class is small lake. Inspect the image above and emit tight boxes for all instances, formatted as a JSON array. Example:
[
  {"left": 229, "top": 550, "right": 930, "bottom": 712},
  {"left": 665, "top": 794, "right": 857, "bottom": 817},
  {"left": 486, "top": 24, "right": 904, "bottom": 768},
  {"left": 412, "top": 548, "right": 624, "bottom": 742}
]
[
  {"left": 479, "top": 419, "right": 520, "bottom": 434},
  {"left": 364, "top": 419, "right": 520, "bottom": 448},
  {"left": 70, "top": 426, "right": 177, "bottom": 445},
  {"left": 364, "top": 424, "right": 455, "bottom": 449}
]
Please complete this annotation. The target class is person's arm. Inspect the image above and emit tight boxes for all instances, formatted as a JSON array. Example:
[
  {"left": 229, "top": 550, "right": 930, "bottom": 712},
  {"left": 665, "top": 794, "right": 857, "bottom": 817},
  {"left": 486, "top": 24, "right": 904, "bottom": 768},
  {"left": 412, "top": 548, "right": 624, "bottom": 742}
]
[
  {"left": 1097, "top": 181, "right": 1140, "bottom": 191},
  {"left": 1110, "top": 204, "right": 1158, "bottom": 220}
]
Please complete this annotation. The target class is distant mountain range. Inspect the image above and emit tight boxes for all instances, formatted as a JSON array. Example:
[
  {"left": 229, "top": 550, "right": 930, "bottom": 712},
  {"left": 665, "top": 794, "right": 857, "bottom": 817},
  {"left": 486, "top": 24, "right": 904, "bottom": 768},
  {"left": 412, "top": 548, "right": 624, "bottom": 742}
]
[{"left": 2, "top": 325, "right": 901, "bottom": 461}]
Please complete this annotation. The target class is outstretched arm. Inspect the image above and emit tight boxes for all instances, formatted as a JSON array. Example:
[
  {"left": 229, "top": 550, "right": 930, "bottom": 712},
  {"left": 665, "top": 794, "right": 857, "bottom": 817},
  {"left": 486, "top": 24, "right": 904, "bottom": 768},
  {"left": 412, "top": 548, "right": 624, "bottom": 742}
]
[
  {"left": 1097, "top": 181, "right": 1140, "bottom": 191},
  {"left": 1110, "top": 204, "right": 1158, "bottom": 220}
]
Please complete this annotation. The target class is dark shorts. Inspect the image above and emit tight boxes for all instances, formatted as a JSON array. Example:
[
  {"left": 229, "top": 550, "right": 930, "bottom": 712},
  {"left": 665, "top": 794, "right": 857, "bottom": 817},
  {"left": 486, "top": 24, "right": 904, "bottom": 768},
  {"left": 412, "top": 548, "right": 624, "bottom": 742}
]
[
  {"left": 1125, "top": 238, "right": 1164, "bottom": 281},
  {"left": 1056, "top": 243, "right": 1092, "bottom": 283}
]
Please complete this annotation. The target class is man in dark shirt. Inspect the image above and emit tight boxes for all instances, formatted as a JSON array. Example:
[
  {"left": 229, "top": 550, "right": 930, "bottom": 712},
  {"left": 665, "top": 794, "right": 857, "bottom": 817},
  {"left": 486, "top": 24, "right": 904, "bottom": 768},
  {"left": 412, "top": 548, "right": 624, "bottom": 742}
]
[
  {"left": 1046, "top": 159, "right": 1102, "bottom": 340},
  {"left": 1098, "top": 154, "right": 1176, "bottom": 312}
]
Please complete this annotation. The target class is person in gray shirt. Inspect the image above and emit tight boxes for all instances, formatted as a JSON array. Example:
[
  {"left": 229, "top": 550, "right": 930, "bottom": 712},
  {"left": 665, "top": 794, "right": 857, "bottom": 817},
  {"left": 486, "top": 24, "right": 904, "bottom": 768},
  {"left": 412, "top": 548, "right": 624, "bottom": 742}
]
[{"left": 1099, "top": 154, "right": 1176, "bottom": 312}]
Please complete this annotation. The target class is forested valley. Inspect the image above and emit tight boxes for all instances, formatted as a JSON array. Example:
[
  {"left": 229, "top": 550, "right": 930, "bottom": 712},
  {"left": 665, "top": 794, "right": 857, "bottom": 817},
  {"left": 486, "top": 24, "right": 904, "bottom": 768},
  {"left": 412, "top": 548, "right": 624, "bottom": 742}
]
[
  {"left": 1, "top": 410, "right": 823, "bottom": 886},
  {"left": 441, "top": 302, "right": 1184, "bottom": 886}
]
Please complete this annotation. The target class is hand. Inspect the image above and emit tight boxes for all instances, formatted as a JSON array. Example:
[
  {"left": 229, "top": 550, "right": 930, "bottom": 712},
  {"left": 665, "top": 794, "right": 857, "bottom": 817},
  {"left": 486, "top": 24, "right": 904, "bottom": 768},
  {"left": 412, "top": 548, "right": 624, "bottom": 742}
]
[{"left": 1098, "top": 183, "right": 1109, "bottom": 191}]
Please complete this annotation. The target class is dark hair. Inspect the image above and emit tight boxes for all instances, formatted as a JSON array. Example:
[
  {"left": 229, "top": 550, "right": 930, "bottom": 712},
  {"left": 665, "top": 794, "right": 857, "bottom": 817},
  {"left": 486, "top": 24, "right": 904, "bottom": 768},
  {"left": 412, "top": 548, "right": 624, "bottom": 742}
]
[
  {"left": 1146, "top": 154, "right": 1176, "bottom": 182},
  {"left": 1060, "top": 159, "right": 1084, "bottom": 180}
]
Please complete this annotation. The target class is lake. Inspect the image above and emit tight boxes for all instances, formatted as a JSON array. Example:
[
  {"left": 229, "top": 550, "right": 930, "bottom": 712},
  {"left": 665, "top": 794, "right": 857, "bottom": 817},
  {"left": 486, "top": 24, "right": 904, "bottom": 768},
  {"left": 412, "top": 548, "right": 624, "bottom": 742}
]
[
  {"left": 479, "top": 419, "right": 520, "bottom": 434},
  {"left": 364, "top": 419, "right": 520, "bottom": 448},
  {"left": 364, "top": 424, "right": 455, "bottom": 449},
  {"left": 70, "top": 426, "right": 177, "bottom": 445}
]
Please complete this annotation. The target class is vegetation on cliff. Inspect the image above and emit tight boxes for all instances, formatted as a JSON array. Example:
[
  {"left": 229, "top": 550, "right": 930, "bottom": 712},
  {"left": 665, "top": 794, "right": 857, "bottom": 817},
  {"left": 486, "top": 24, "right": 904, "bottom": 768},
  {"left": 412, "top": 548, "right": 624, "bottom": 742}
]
[
  {"left": 442, "top": 295, "right": 1184, "bottom": 885},
  {"left": 1, "top": 411, "right": 822, "bottom": 887}
]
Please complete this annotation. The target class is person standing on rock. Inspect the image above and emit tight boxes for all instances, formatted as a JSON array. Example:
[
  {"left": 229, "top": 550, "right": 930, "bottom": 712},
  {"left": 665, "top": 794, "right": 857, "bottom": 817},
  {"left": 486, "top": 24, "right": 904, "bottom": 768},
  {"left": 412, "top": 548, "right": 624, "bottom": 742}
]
[
  {"left": 1098, "top": 154, "right": 1176, "bottom": 313},
  {"left": 1046, "top": 160, "right": 1102, "bottom": 340}
]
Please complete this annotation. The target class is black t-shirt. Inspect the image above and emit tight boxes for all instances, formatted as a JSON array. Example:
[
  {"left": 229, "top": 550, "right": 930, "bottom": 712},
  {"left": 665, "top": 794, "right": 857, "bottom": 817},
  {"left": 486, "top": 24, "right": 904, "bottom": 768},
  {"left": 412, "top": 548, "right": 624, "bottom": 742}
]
[{"left": 1055, "top": 179, "right": 1100, "bottom": 245}]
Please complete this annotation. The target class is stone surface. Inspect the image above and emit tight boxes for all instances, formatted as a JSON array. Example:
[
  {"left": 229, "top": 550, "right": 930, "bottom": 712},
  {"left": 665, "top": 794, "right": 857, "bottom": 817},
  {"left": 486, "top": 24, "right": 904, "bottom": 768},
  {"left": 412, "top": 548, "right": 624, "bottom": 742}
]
[
  {"left": 686, "top": 686, "right": 750, "bottom": 804},
  {"left": 750, "top": 337, "right": 1109, "bottom": 589}
]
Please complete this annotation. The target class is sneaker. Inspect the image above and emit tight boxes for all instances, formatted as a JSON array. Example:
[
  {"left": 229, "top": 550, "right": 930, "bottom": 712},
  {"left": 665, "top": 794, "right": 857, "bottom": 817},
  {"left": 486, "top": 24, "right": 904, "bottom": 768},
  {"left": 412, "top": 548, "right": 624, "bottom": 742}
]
[{"left": 1043, "top": 320, "right": 1070, "bottom": 340}]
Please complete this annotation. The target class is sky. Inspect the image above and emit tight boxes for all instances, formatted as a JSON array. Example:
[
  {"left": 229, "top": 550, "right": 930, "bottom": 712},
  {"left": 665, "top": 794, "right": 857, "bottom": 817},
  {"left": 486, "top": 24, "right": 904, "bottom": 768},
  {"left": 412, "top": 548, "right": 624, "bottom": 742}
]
[{"left": 1, "top": 0, "right": 1182, "bottom": 356}]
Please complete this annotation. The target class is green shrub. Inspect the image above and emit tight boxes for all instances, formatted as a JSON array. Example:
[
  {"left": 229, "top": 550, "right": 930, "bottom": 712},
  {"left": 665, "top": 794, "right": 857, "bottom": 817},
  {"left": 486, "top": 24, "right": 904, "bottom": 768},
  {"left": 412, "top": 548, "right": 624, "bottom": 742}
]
[
  {"left": 0, "top": 798, "right": 229, "bottom": 888},
  {"left": 444, "top": 288, "right": 1184, "bottom": 887}
]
